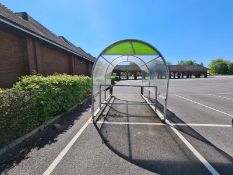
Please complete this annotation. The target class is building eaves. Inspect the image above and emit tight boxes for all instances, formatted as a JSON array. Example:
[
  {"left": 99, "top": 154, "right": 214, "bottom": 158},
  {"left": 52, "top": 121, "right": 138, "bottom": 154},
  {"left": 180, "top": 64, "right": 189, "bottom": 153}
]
[
  {"left": 0, "top": 3, "right": 95, "bottom": 63},
  {"left": 168, "top": 65, "right": 208, "bottom": 72}
]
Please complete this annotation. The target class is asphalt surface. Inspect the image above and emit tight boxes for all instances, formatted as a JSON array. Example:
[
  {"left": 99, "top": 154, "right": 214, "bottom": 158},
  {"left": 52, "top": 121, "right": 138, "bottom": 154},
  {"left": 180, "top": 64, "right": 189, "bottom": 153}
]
[{"left": 1, "top": 76, "right": 233, "bottom": 175}]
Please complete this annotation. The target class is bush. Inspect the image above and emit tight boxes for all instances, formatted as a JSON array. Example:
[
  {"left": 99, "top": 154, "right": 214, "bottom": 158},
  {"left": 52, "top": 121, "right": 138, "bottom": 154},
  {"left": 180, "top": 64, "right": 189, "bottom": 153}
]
[
  {"left": 0, "top": 89, "right": 38, "bottom": 147},
  {"left": 111, "top": 76, "right": 119, "bottom": 84},
  {"left": 0, "top": 74, "right": 91, "bottom": 147},
  {"left": 0, "top": 88, "right": 4, "bottom": 93}
]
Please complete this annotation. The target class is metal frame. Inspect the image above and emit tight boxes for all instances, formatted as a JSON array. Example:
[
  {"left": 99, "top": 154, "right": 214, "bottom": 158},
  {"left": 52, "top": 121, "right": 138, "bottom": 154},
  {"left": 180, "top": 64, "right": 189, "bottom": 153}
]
[
  {"left": 93, "top": 84, "right": 158, "bottom": 122},
  {"left": 91, "top": 39, "right": 169, "bottom": 123}
]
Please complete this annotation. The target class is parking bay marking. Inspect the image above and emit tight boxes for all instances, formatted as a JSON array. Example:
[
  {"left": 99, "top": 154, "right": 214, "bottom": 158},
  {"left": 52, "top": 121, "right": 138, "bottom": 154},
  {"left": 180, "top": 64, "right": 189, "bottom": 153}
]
[
  {"left": 175, "top": 94, "right": 233, "bottom": 118},
  {"left": 43, "top": 94, "right": 230, "bottom": 175},
  {"left": 97, "top": 121, "right": 232, "bottom": 127},
  {"left": 166, "top": 120, "right": 220, "bottom": 175},
  {"left": 42, "top": 117, "right": 92, "bottom": 175}
]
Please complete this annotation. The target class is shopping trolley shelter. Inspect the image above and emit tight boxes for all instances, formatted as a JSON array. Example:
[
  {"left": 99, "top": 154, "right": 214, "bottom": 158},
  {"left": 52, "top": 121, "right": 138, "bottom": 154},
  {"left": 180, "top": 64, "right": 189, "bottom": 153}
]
[
  {"left": 88, "top": 39, "right": 232, "bottom": 175},
  {"left": 92, "top": 39, "right": 169, "bottom": 123},
  {"left": 4, "top": 40, "right": 233, "bottom": 175}
]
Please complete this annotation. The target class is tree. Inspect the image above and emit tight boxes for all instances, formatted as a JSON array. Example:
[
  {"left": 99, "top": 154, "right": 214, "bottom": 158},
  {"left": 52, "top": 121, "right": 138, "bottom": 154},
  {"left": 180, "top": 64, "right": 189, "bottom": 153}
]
[
  {"left": 129, "top": 62, "right": 137, "bottom": 65},
  {"left": 208, "top": 58, "right": 229, "bottom": 74},
  {"left": 177, "top": 59, "right": 197, "bottom": 65},
  {"left": 228, "top": 62, "right": 233, "bottom": 74}
]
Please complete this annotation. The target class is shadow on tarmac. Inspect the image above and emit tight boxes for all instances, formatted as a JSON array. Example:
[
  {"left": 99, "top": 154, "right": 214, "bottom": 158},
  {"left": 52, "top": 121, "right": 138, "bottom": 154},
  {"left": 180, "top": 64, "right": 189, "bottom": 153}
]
[
  {"left": 0, "top": 98, "right": 92, "bottom": 174},
  {"left": 94, "top": 99, "right": 233, "bottom": 175}
]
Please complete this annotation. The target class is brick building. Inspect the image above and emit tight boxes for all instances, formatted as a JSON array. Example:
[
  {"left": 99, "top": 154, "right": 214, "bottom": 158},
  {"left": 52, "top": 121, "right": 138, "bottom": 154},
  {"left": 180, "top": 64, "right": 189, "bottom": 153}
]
[{"left": 0, "top": 4, "right": 95, "bottom": 88}]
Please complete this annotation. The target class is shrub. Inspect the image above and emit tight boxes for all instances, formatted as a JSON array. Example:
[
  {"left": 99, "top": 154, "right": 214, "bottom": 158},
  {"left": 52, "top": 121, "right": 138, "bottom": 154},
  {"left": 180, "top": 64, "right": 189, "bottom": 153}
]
[
  {"left": 0, "top": 74, "right": 91, "bottom": 148},
  {"left": 14, "top": 74, "right": 91, "bottom": 121},
  {"left": 0, "top": 89, "right": 38, "bottom": 146},
  {"left": 0, "top": 88, "right": 4, "bottom": 93},
  {"left": 111, "top": 76, "right": 119, "bottom": 84}
]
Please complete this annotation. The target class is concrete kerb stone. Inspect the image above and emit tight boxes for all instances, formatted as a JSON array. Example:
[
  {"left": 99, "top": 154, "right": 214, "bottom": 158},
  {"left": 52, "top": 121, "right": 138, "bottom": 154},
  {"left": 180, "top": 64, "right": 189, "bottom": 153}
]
[{"left": 0, "top": 95, "right": 91, "bottom": 156}]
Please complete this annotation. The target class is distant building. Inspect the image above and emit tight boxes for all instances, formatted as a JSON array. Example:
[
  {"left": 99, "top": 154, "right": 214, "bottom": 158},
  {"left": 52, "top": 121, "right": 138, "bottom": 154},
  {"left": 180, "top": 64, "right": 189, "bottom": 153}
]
[
  {"left": 168, "top": 65, "right": 208, "bottom": 78},
  {"left": 113, "top": 64, "right": 142, "bottom": 80},
  {"left": 0, "top": 3, "right": 95, "bottom": 88},
  {"left": 112, "top": 64, "right": 208, "bottom": 79}
]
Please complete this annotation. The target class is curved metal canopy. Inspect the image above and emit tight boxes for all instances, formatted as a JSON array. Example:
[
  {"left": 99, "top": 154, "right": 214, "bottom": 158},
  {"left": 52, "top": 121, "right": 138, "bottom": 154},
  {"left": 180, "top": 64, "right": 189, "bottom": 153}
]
[{"left": 92, "top": 39, "right": 169, "bottom": 120}]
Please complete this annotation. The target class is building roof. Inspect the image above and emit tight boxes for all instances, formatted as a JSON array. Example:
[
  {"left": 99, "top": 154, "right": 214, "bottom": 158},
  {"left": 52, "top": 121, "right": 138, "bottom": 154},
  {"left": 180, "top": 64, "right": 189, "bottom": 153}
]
[
  {"left": 113, "top": 64, "right": 142, "bottom": 72},
  {"left": 168, "top": 65, "right": 208, "bottom": 72},
  {"left": 113, "top": 64, "right": 207, "bottom": 73},
  {"left": 0, "top": 3, "right": 95, "bottom": 62}
]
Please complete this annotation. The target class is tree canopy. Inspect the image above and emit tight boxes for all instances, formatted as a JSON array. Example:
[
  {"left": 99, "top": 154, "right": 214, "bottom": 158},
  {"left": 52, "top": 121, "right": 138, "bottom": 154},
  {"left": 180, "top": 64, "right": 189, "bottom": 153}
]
[
  {"left": 228, "top": 62, "right": 233, "bottom": 74},
  {"left": 208, "top": 58, "right": 233, "bottom": 74},
  {"left": 177, "top": 59, "right": 198, "bottom": 66}
]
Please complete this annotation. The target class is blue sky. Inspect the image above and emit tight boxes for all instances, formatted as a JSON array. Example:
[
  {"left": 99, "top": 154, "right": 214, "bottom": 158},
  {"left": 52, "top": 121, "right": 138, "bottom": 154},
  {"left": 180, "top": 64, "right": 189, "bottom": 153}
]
[{"left": 1, "top": 0, "right": 233, "bottom": 66}]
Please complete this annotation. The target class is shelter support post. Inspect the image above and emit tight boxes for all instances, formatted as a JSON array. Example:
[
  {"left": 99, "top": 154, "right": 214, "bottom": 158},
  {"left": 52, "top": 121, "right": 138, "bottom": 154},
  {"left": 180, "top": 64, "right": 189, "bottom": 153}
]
[
  {"left": 163, "top": 98, "right": 167, "bottom": 123},
  {"left": 99, "top": 85, "right": 101, "bottom": 109},
  {"left": 110, "top": 85, "right": 113, "bottom": 94},
  {"left": 148, "top": 76, "right": 151, "bottom": 99},
  {"left": 155, "top": 86, "right": 157, "bottom": 110}
]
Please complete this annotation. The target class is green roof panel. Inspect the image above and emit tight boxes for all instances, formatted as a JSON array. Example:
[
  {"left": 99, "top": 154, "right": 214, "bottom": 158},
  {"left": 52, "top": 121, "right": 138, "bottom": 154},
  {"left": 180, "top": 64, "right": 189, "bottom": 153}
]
[
  {"left": 103, "top": 40, "right": 157, "bottom": 55},
  {"left": 132, "top": 41, "right": 157, "bottom": 54}
]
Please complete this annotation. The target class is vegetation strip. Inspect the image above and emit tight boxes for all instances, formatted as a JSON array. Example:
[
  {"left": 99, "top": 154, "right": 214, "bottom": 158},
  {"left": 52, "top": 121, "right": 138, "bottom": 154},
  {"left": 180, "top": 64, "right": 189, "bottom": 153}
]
[
  {"left": 0, "top": 74, "right": 91, "bottom": 150},
  {"left": 0, "top": 94, "right": 91, "bottom": 156}
]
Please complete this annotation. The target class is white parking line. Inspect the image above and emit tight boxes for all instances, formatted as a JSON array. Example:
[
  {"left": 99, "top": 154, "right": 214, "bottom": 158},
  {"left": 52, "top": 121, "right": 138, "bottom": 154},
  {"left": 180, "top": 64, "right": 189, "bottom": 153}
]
[
  {"left": 175, "top": 94, "right": 233, "bottom": 118},
  {"left": 43, "top": 94, "right": 112, "bottom": 175},
  {"left": 209, "top": 94, "right": 233, "bottom": 101},
  {"left": 166, "top": 120, "right": 220, "bottom": 175},
  {"left": 216, "top": 92, "right": 233, "bottom": 95},
  {"left": 97, "top": 121, "right": 232, "bottom": 127},
  {"left": 194, "top": 93, "right": 233, "bottom": 101},
  {"left": 98, "top": 120, "right": 221, "bottom": 174},
  {"left": 42, "top": 92, "right": 230, "bottom": 175},
  {"left": 42, "top": 117, "right": 92, "bottom": 175},
  {"left": 171, "top": 123, "right": 232, "bottom": 127},
  {"left": 97, "top": 121, "right": 165, "bottom": 125}
]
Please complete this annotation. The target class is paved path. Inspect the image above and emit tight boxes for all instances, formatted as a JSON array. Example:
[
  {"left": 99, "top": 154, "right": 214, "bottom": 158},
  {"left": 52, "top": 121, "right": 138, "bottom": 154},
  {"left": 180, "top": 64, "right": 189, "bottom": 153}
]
[{"left": 1, "top": 77, "right": 233, "bottom": 175}]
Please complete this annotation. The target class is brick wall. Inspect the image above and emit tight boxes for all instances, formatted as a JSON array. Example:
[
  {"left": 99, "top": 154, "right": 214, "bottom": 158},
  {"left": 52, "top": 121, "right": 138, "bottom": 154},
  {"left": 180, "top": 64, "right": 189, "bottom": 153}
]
[
  {"left": 0, "top": 30, "right": 29, "bottom": 88},
  {"left": 39, "top": 44, "right": 72, "bottom": 75},
  {"left": 74, "top": 58, "right": 89, "bottom": 76},
  {"left": 0, "top": 29, "right": 93, "bottom": 88}
]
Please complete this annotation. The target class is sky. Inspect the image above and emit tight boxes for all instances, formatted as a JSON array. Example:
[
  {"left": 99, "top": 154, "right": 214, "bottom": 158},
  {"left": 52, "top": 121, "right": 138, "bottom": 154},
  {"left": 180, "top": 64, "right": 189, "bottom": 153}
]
[{"left": 1, "top": 0, "right": 233, "bottom": 66}]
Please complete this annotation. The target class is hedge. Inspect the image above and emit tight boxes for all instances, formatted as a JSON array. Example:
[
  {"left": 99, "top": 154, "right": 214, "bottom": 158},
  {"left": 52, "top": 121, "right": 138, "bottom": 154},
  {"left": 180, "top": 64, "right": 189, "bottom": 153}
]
[{"left": 0, "top": 74, "right": 91, "bottom": 148}]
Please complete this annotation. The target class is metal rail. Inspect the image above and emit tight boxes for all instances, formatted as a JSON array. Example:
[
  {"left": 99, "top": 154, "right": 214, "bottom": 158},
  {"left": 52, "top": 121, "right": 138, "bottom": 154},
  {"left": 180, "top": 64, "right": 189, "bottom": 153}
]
[
  {"left": 98, "top": 84, "right": 157, "bottom": 112},
  {"left": 100, "top": 84, "right": 154, "bottom": 87},
  {"left": 101, "top": 102, "right": 156, "bottom": 105},
  {"left": 92, "top": 83, "right": 168, "bottom": 123}
]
